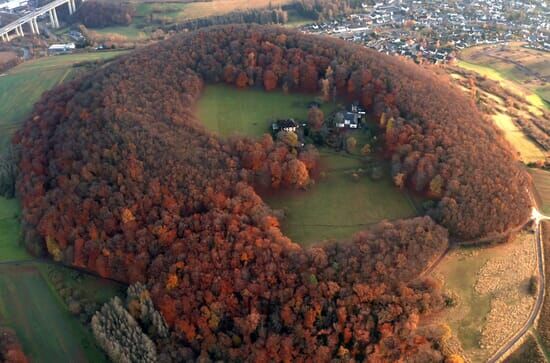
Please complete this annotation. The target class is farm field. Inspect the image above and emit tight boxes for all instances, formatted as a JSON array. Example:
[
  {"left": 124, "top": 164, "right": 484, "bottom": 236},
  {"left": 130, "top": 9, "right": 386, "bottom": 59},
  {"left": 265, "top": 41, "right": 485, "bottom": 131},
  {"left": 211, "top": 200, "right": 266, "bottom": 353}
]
[
  {"left": 530, "top": 169, "right": 550, "bottom": 215},
  {"left": 0, "top": 265, "right": 108, "bottom": 362},
  {"left": 434, "top": 232, "right": 537, "bottom": 362},
  {"left": 491, "top": 113, "right": 546, "bottom": 163},
  {"left": 450, "top": 66, "right": 548, "bottom": 164},
  {"left": 91, "top": 24, "right": 148, "bottom": 41},
  {"left": 0, "top": 50, "right": 128, "bottom": 152},
  {"left": 97, "top": 0, "right": 302, "bottom": 39},
  {"left": 134, "top": 0, "right": 294, "bottom": 22},
  {"left": 197, "top": 84, "right": 339, "bottom": 138},
  {"left": 456, "top": 59, "right": 548, "bottom": 114},
  {"left": 196, "top": 84, "right": 417, "bottom": 245},
  {"left": 460, "top": 43, "right": 550, "bottom": 105}
]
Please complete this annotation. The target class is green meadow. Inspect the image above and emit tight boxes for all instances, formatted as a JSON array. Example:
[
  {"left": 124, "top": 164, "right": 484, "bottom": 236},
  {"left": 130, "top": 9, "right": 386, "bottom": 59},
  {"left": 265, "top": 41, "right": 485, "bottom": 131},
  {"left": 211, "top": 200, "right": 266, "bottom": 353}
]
[{"left": 197, "top": 84, "right": 417, "bottom": 245}]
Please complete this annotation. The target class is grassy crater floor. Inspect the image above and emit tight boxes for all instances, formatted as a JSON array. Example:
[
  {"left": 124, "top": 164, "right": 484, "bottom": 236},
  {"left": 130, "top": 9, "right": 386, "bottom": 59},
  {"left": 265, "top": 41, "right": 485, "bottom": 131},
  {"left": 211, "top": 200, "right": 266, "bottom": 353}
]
[{"left": 196, "top": 84, "right": 418, "bottom": 245}]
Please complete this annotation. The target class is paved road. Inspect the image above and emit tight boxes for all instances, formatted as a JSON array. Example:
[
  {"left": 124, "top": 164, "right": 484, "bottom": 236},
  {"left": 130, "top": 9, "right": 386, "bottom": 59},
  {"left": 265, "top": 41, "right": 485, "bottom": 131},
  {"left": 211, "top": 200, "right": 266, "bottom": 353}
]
[{"left": 487, "top": 209, "right": 549, "bottom": 363}]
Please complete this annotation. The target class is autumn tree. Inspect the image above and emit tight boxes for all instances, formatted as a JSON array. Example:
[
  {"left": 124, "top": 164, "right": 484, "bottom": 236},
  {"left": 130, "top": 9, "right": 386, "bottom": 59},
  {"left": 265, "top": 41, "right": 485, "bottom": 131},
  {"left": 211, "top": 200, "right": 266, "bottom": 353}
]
[
  {"left": 307, "top": 106, "right": 324, "bottom": 130},
  {"left": 346, "top": 136, "right": 357, "bottom": 153}
]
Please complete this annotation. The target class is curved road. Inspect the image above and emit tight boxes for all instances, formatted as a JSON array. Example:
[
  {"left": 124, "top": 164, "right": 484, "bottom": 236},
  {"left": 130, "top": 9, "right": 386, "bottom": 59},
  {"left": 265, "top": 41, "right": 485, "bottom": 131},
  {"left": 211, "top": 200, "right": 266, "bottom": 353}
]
[{"left": 487, "top": 208, "right": 549, "bottom": 363}]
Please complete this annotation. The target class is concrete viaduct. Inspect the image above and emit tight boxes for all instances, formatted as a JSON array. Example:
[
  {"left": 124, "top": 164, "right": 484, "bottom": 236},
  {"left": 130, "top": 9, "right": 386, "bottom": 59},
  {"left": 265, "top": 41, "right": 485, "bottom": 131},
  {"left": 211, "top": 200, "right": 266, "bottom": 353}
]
[{"left": 0, "top": 0, "right": 85, "bottom": 42}]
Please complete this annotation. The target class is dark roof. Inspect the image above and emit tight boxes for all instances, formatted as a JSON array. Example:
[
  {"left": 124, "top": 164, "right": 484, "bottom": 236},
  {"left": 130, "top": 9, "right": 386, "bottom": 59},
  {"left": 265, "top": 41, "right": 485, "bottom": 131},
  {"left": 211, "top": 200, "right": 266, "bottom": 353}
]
[
  {"left": 275, "top": 119, "right": 298, "bottom": 128},
  {"left": 344, "top": 112, "right": 359, "bottom": 123}
]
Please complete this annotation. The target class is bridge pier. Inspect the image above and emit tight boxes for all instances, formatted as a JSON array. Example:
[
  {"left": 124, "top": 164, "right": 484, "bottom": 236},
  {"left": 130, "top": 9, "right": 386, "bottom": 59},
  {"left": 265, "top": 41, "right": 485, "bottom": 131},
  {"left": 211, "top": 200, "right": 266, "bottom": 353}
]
[
  {"left": 53, "top": 8, "right": 60, "bottom": 28},
  {"left": 29, "top": 17, "right": 39, "bottom": 35},
  {"left": 0, "top": 0, "right": 87, "bottom": 42},
  {"left": 49, "top": 8, "right": 59, "bottom": 28},
  {"left": 33, "top": 18, "right": 40, "bottom": 35},
  {"left": 68, "top": 0, "right": 76, "bottom": 15}
]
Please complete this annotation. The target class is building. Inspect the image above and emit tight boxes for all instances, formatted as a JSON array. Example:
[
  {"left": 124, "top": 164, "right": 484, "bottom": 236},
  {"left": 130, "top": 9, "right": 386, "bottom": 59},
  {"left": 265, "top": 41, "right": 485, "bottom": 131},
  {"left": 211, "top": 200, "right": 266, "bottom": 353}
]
[
  {"left": 0, "top": 0, "right": 27, "bottom": 11},
  {"left": 351, "top": 102, "right": 367, "bottom": 116},
  {"left": 272, "top": 119, "right": 299, "bottom": 133},
  {"left": 335, "top": 111, "right": 360, "bottom": 129},
  {"left": 68, "top": 30, "right": 84, "bottom": 41},
  {"left": 48, "top": 43, "right": 76, "bottom": 54}
]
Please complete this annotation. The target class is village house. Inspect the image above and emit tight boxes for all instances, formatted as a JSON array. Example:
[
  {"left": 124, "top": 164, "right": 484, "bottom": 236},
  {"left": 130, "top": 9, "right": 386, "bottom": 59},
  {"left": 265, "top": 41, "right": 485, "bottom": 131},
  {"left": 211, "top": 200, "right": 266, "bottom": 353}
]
[
  {"left": 272, "top": 119, "right": 299, "bottom": 133},
  {"left": 48, "top": 43, "right": 75, "bottom": 55},
  {"left": 335, "top": 111, "right": 360, "bottom": 129}
]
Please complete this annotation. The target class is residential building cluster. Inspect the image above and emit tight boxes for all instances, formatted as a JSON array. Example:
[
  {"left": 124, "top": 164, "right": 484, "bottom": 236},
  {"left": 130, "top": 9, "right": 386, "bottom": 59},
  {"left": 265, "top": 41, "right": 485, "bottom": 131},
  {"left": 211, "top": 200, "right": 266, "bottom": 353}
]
[{"left": 300, "top": 0, "right": 550, "bottom": 63}]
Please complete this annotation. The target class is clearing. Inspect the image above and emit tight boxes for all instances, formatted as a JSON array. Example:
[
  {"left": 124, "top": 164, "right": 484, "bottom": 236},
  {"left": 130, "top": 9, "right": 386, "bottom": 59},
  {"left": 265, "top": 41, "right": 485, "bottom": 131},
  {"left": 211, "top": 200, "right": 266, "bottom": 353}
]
[
  {"left": 0, "top": 50, "right": 128, "bottom": 152},
  {"left": 197, "top": 84, "right": 418, "bottom": 245},
  {"left": 433, "top": 232, "right": 537, "bottom": 362}
]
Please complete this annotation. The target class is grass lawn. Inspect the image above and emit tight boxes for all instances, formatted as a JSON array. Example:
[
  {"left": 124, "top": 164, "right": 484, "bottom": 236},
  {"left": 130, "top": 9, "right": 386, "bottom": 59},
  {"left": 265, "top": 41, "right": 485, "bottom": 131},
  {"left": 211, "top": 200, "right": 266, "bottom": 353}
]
[
  {"left": 264, "top": 151, "right": 417, "bottom": 245},
  {"left": 491, "top": 113, "right": 546, "bottom": 163},
  {"left": 0, "top": 265, "right": 108, "bottom": 362},
  {"left": 529, "top": 168, "right": 550, "bottom": 215},
  {"left": 285, "top": 9, "right": 313, "bottom": 28},
  {"left": 197, "top": 84, "right": 339, "bottom": 138},
  {"left": 196, "top": 84, "right": 417, "bottom": 245},
  {"left": 92, "top": 24, "right": 148, "bottom": 40},
  {"left": 0, "top": 50, "right": 128, "bottom": 152},
  {"left": 434, "top": 247, "right": 494, "bottom": 361}
]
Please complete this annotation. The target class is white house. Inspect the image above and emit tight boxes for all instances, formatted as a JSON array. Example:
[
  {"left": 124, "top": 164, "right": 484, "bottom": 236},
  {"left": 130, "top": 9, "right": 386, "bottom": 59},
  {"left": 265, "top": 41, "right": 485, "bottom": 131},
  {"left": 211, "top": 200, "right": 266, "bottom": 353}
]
[{"left": 48, "top": 43, "right": 76, "bottom": 54}]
